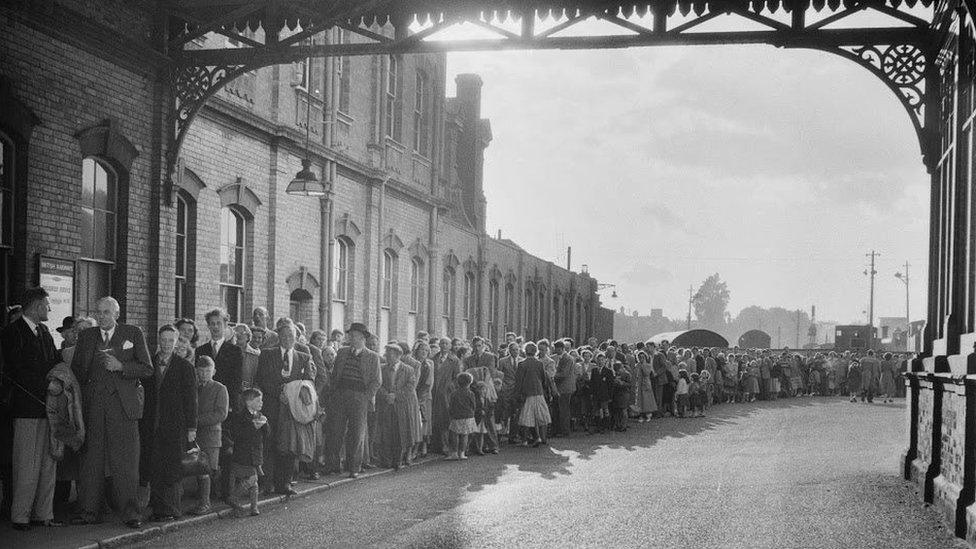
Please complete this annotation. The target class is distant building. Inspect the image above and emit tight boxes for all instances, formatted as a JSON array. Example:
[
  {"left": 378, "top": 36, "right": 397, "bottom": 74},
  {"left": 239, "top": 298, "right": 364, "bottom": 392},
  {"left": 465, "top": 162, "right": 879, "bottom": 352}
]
[
  {"left": 834, "top": 325, "right": 877, "bottom": 351},
  {"left": 613, "top": 307, "right": 681, "bottom": 343}
]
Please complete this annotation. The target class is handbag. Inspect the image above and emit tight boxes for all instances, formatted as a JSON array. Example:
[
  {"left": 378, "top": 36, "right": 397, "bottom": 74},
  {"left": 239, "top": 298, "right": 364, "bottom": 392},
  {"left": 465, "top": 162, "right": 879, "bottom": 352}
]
[{"left": 180, "top": 442, "right": 211, "bottom": 478}]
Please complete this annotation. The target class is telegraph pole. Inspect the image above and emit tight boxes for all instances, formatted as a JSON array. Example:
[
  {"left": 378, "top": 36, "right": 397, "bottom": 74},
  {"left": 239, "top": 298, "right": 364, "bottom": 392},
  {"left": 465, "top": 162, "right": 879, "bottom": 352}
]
[
  {"left": 895, "top": 261, "right": 911, "bottom": 351},
  {"left": 865, "top": 250, "right": 879, "bottom": 348},
  {"left": 686, "top": 285, "right": 694, "bottom": 330}
]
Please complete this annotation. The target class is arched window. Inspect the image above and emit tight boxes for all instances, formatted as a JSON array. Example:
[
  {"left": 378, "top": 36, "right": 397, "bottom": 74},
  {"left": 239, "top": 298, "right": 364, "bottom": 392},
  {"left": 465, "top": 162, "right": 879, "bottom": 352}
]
[
  {"left": 537, "top": 287, "right": 547, "bottom": 338},
  {"left": 504, "top": 282, "right": 514, "bottom": 336},
  {"left": 524, "top": 287, "right": 533, "bottom": 339},
  {"left": 380, "top": 250, "right": 397, "bottom": 348},
  {"left": 382, "top": 250, "right": 396, "bottom": 308},
  {"left": 290, "top": 288, "right": 314, "bottom": 327},
  {"left": 0, "top": 133, "right": 12, "bottom": 315},
  {"left": 331, "top": 236, "right": 352, "bottom": 331},
  {"left": 174, "top": 191, "right": 196, "bottom": 319},
  {"left": 564, "top": 295, "right": 571, "bottom": 339},
  {"left": 462, "top": 271, "right": 475, "bottom": 339},
  {"left": 219, "top": 206, "right": 245, "bottom": 322},
  {"left": 408, "top": 257, "right": 424, "bottom": 340},
  {"left": 583, "top": 303, "right": 590, "bottom": 340},
  {"left": 488, "top": 279, "right": 499, "bottom": 346},
  {"left": 332, "top": 237, "right": 350, "bottom": 301},
  {"left": 553, "top": 292, "right": 561, "bottom": 338},
  {"left": 77, "top": 158, "right": 118, "bottom": 316},
  {"left": 441, "top": 267, "right": 455, "bottom": 337}
]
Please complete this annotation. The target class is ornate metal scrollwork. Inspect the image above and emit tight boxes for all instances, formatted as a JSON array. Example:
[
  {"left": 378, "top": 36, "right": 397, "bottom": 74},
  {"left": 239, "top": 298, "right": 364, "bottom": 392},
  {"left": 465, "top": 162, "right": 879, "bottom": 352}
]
[
  {"left": 173, "top": 64, "right": 247, "bottom": 147},
  {"left": 843, "top": 43, "right": 927, "bottom": 126}
]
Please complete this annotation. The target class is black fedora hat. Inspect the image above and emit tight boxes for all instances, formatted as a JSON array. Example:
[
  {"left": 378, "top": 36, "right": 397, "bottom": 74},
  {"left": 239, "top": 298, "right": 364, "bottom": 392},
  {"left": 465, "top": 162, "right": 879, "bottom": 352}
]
[
  {"left": 346, "top": 322, "right": 371, "bottom": 338},
  {"left": 56, "top": 316, "right": 75, "bottom": 333}
]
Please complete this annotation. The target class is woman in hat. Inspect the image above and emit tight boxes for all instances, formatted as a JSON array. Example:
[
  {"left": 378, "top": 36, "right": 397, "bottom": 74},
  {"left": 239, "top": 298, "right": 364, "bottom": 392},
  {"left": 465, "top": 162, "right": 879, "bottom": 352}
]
[
  {"left": 412, "top": 340, "right": 434, "bottom": 458},
  {"left": 376, "top": 342, "right": 422, "bottom": 468}
]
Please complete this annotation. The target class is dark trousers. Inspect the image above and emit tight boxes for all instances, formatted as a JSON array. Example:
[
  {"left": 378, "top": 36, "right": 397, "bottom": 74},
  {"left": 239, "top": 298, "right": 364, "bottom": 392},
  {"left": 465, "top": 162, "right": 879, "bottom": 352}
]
[
  {"left": 273, "top": 452, "right": 298, "bottom": 492},
  {"left": 661, "top": 384, "right": 676, "bottom": 415},
  {"left": 556, "top": 393, "right": 573, "bottom": 435},
  {"left": 481, "top": 405, "right": 498, "bottom": 451},
  {"left": 323, "top": 389, "right": 369, "bottom": 474},
  {"left": 149, "top": 480, "right": 183, "bottom": 517},
  {"left": 78, "top": 402, "right": 141, "bottom": 522}
]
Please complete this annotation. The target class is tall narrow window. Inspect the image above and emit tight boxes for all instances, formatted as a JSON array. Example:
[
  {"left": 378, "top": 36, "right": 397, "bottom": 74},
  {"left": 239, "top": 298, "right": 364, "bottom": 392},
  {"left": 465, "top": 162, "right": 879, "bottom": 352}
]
[
  {"left": 382, "top": 250, "right": 395, "bottom": 308},
  {"left": 219, "top": 207, "right": 245, "bottom": 322},
  {"left": 0, "top": 134, "right": 13, "bottom": 314},
  {"left": 504, "top": 282, "right": 514, "bottom": 336},
  {"left": 413, "top": 70, "right": 430, "bottom": 155},
  {"left": 408, "top": 257, "right": 423, "bottom": 341},
  {"left": 174, "top": 192, "right": 193, "bottom": 319},
  {"left": 524, "top": 288, "right": 533, "bottom": 339},
  {"left": 442, "top": 268, "right": 455, "bottom": 336},
  {"left": 77, "top": 158, "right": 117, "bottom": 316},
  {"left": 537, "top": 288, "right": 546, "bottom": 337},
  {"left": 380, "top": 250, "right": 396, "bottom": 347},
  {"left": 553, "top": 292, "right": 561, "bottom": 337},
  {"left": 409, "top": 258, "right": 423, "bottom": 313},
  {"left": 331, "top": 237, "right": 351, "bottom": 331},
  {"left": 488, "top": 280, "right": 499, "bottom": 345},
  {"left": 462, "top": 272, "right": 476, "bottom": 339},
  {"left": 385, "top": 56, "right": 402, "bottom": 141},
  {"left": 337, "top": 29, "right": 351, "bottom": 115}
]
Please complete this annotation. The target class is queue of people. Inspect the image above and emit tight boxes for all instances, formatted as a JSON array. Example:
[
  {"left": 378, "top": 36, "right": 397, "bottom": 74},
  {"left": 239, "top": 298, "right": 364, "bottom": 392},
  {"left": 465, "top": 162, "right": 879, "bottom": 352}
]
[{"left": 0, "top": 286, "right": 912, "bottom": 532}]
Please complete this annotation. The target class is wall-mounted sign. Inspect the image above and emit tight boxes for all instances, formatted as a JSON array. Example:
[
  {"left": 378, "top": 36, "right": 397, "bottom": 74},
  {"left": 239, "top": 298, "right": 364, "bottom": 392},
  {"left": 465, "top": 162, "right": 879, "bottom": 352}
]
[{"left": 38, "top": 256, "right": 75, "bottom": 348}]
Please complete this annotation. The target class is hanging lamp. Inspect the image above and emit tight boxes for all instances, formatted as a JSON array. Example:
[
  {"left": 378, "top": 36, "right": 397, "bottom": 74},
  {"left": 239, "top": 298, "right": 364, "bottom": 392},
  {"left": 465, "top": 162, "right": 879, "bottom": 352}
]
[{"left": 286, "top": 91, "right": 330, "bottom": 197}]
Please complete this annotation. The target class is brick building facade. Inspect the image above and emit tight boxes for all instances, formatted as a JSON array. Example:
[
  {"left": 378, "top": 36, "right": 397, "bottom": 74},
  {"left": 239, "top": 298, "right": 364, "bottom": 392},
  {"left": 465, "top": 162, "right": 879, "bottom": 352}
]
[{"left": 0, "top": 2, "right": 613, "bottom": 348}]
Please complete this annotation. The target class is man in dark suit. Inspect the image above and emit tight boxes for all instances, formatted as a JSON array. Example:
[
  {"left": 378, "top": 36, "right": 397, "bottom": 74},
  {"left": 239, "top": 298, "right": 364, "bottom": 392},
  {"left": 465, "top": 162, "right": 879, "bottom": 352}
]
[
  {"left": 196, "top": 308, "right": 243, "bottom": 411},
  {"left": 0, "top": 287, "right": 61, "bottom": 530},
  {"left": 255, "top": 322, "right": 314, "bottom": 495},
  {"left": 143, "top": 324, "right": 197, "bottom": 521},
  {"left": 71, "top": 296, "right": 153, "bottom": 528},
  {"left": 323, "top": 322, "right": 381, "bottom": 478},
  {"left": 552, "top": 340, "right": 577, "bottom": 437},
  {"left": 497, "top": 342, "right": 522, "bottom": 444}
]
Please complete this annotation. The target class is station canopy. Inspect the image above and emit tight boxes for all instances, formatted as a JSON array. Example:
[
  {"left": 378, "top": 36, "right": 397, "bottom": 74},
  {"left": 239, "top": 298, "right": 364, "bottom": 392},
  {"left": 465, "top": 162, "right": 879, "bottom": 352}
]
[
  {"left": 171, "top": 0, "right": 938, "bottom": 35},
  {"left": 646, "top": 329, "right": 730, "bottom": 348}
]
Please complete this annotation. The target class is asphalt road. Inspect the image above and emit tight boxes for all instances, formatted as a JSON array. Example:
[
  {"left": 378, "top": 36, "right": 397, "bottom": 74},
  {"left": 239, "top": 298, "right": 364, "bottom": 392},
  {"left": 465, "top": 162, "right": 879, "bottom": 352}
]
[{"left": 133, "top": 398, "right": 965, "bottom": 549}]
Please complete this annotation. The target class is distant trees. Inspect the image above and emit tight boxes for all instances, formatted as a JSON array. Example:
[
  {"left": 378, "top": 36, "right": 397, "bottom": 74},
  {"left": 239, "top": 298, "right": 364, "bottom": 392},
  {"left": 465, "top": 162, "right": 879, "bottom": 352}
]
[{"left": 692, "top": 273, "right": 730, "bottom": 331}]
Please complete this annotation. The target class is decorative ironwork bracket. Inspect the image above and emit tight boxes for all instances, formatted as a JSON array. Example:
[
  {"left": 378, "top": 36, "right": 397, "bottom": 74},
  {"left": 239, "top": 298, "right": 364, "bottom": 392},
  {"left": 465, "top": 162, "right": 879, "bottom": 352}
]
[{"left": 813, "top": 43, "right": 932, "bottom": 165}]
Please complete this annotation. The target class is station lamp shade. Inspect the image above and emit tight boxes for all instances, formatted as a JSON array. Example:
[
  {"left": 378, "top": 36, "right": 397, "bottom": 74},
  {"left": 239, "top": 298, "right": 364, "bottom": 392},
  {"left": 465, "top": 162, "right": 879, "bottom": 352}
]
[{"left": 286, "top": 158, "right": 330, "bottom": 197}]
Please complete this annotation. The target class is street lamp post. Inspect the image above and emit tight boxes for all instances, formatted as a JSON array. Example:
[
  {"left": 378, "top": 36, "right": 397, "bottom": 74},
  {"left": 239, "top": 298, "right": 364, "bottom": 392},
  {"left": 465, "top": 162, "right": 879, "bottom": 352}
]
[{"left": 895, "top": 262, "right": 910, "bottom": 351}]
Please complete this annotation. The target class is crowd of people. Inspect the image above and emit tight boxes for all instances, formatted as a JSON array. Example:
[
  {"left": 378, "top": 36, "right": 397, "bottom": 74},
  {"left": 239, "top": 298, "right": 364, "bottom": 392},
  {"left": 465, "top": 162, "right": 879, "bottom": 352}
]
[{"left": 0, "top": 287, "right": 912, "bottom": 532}]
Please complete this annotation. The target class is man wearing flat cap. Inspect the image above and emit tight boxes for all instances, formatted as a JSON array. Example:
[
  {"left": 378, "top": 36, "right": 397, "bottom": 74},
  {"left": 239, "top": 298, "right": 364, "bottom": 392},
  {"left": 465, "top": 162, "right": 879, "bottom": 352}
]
[{"left": 323, "top": 322, "right": 381, "bottom": 478}]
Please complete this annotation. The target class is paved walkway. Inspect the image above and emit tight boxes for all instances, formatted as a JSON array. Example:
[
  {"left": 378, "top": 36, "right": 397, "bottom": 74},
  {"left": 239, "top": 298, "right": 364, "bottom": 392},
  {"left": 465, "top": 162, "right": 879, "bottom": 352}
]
[{"left": 2, "top": 397, "right": 968, "bottom": 548}]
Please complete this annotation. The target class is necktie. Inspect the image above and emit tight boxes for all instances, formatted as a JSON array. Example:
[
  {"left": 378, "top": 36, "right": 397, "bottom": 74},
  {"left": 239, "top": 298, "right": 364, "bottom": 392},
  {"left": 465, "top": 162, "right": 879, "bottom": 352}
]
[{"left": 102, "top": 330, "right": 109, "bottom": 344}]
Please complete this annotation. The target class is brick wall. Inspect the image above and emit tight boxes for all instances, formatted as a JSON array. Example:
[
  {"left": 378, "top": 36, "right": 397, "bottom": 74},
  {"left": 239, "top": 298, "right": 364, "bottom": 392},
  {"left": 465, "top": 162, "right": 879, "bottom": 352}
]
[{"left": 1, "top": 11, "right": 159, "bottom": 331}]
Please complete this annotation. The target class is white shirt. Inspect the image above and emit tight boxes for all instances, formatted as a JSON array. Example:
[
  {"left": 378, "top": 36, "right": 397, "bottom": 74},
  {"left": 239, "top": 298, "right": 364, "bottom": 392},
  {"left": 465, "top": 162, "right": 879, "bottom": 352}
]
[
  {"left": 280, "top": 348, "right": 293, "bottom": 377},
  {"left": 102, "top": 326, "right": 116, "bottom": 344},
  {"left": 212, "top": 337, "right": 224, "bottom": 356},
  {"left": 22, "top": 316, "right": 38, "bottom": 336}
]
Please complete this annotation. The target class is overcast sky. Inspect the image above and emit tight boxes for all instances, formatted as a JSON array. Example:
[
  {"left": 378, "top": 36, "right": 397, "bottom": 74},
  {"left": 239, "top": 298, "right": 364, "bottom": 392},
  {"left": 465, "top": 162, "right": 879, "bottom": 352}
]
[{"left": 443, "top": 15, "right": 929, "bottom": 325}]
